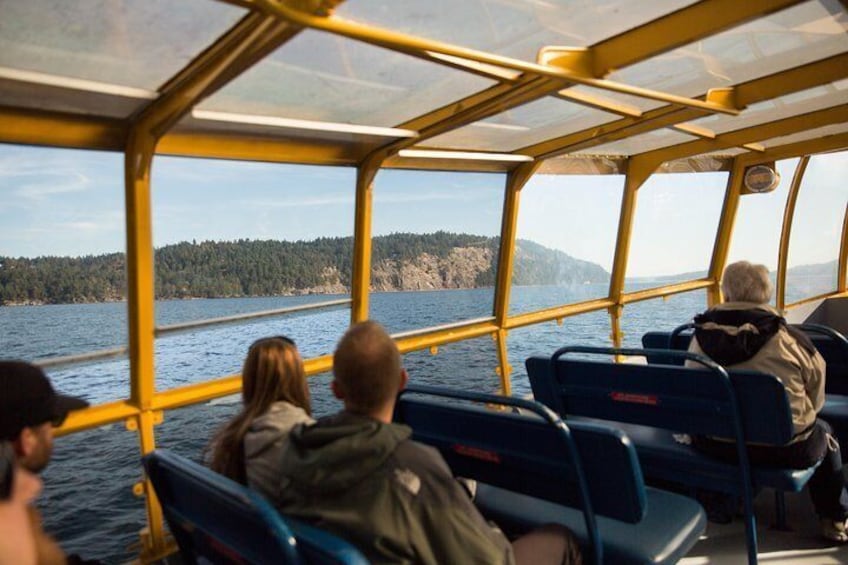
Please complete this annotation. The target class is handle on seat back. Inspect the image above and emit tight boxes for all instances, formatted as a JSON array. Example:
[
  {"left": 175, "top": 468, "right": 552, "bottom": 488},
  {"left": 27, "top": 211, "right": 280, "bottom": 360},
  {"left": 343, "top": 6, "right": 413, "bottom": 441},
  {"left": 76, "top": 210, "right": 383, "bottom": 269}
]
[
  {"left": 670, "top": 322, "right": 696, "bottom": 349},
  {"left": 791, "top": 323, "right": 848, "bottom": 349}
]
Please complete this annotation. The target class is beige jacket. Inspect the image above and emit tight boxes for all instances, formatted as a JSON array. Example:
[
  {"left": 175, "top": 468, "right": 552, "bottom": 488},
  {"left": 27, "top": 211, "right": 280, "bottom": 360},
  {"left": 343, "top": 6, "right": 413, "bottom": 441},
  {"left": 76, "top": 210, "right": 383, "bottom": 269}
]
[{"left": 686, "top": 302, "right": 826, "bottom": 440}]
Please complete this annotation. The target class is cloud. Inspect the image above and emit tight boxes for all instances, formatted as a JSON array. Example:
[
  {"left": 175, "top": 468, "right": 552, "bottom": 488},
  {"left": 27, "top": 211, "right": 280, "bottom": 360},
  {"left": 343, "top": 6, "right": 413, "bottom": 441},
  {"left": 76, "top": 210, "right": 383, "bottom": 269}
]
[{"left": 14, "top": 171, "right": 90, "bottom": 200}]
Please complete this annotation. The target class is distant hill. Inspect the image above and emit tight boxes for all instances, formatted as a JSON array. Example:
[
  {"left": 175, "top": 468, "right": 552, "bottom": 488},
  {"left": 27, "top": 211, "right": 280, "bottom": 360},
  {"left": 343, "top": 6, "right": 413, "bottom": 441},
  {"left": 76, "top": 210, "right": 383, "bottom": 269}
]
[
  {"left": 0, "top": 233, "right": 610, "bottom": 305},
  {"left": 626, "top": 260, "right": 839, "bottom": 284}
]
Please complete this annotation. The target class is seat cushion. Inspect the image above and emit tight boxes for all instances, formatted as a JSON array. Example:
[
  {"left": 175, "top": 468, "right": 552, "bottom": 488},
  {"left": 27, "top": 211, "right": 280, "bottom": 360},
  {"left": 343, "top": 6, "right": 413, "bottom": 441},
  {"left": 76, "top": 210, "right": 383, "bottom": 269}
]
[
  {"left": 603, "top": 421, "right": 818, "bottom": 493},
  {"left": 475, "top": 483, "right": 706, "bottom": 565}
]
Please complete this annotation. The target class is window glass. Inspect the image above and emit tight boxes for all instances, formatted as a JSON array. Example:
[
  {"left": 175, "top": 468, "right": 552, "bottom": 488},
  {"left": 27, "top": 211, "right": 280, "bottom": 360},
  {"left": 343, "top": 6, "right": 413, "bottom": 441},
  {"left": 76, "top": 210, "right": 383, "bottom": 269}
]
[
  {"left": 157, "top": 402, "right": 243, "bottom": 463},
  {"left": 619, "top": 290, "right": 708, "bottom": 349},
  {"left": 728, "top": 158, "right": 798, "bottom": 268},
  {"left": 403, "top": 336, "right": 502, "bottom": 394},
  {"left": 510, "top": 174, "right": 621, "bottom": 315},
  {"left": 508, "top": 310, "right": 612, "bottom": 398},
  {"left": 0, "top": 144, "right": 127, "bottom": 399},
  {"left": 369, "top": 170, "right": 504, "bottom": 333},
  {"left": 625, "top": 172, "right": 726, "bottom": 291},
  {"left": 727, "top": 158, "right": 799, "bottom": 304},
  {"left": 785, "top": 151, "right": 847, "bottom": 303},
  {"left": 41, "top": 427, "right": 145, "bottom": 564},
  {"left": 151, "top": 157, "right": 355, "bottom": 389}
]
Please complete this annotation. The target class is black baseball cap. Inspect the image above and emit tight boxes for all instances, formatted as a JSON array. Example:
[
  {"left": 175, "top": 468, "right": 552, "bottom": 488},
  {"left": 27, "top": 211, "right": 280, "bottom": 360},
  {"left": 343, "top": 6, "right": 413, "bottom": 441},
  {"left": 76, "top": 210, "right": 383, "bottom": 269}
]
[{"left": 0, "top": 361, "right": 89, "bottom": 440}]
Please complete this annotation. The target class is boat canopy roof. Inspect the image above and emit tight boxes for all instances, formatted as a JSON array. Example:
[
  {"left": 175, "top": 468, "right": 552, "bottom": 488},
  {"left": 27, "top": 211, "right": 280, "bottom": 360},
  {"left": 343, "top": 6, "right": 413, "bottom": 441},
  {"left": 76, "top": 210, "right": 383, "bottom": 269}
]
[{"left": 1, "top": 0, "right": 846, "bottom": 174}]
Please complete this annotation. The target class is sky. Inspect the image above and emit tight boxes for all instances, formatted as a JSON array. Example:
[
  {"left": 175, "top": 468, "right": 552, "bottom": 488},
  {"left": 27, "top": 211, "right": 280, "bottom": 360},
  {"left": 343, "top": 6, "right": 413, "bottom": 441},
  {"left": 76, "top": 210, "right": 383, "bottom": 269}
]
[{"left": 0, "top": 143, "right": 845, "bottom": 277}]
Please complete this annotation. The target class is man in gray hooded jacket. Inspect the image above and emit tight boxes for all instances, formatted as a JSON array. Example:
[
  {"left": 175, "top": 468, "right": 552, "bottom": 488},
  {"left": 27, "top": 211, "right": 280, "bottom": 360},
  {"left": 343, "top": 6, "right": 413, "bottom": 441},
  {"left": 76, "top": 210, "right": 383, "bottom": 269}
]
[{"left": 275, "top": 321, "right": 581, "bottom": 565}]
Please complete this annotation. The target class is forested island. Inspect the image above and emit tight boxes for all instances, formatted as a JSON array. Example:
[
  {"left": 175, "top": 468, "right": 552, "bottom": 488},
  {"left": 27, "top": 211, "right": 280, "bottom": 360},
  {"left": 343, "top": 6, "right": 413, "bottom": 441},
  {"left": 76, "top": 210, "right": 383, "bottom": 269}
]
[{"left": 0, "top": 232, "right": 609, "bottom": 305}]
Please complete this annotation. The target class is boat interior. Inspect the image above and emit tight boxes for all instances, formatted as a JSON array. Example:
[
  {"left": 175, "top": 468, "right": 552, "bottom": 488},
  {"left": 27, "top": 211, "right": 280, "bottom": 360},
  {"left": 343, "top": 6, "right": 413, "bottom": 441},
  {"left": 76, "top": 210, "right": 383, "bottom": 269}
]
[{"left": 1, "top": 0, "right": 847, "bottom": 563}]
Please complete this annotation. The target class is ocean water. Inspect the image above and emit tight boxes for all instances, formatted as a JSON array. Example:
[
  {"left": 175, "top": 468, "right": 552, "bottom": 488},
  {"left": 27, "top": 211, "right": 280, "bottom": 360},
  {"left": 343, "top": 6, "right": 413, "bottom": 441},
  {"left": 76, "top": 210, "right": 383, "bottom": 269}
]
[{"left": 0, "top": 286, "right": 706, "bottom": 563}]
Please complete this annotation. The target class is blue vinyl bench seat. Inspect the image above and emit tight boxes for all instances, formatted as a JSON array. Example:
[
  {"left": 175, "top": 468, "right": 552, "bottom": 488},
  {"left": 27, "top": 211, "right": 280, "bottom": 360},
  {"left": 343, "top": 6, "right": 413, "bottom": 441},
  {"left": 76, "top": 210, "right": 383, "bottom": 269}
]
[
  {"left": 395, "top": 385, "right": 706, "bottom": 565},
  {"left": 643, "top": 323, "right": 848, "bottom": 460},
  {"left": 527, "top": 347, "right": 822, "bottom": 565},
  {"left": 143, "top": 449, "right": 369, "bottom": 565},
  {"left": 577, "top": 419, "right": 817, "bottom": 494},
  {"left": 475, "top": 483, "right": 704, "bottom": 565}
]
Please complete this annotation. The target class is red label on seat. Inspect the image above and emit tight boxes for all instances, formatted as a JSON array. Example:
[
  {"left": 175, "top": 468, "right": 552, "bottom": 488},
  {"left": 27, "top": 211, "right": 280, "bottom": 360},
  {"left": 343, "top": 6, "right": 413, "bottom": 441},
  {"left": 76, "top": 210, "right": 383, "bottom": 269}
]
[
  {"left": 452, "top": 444, "right": 501, "bottom": 463},
  {"left": 610, "top": 391, "right": 659, "bottom": 405}
]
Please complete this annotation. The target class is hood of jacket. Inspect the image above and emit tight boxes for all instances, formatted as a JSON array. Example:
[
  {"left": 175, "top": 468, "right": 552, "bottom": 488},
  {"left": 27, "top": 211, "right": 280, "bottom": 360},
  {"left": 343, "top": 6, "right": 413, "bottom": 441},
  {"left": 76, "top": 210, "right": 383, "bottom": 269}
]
[
  {"left": 243, "top": 401, "right": 313, "bottom": 460},
  {"left": 281, "top": 411, "right": 412, "bottom": 495},
  {"left": 691, "top": 301, "right": 823, "bottom": 366}
]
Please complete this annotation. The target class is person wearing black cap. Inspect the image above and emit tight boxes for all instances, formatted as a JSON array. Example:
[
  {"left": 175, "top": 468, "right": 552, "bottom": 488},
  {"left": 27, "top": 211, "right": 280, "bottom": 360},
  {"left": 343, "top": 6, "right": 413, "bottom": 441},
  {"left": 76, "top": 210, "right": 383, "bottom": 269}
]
[{"left": 0, "top": 360, "right": 90, "bottom": 565}]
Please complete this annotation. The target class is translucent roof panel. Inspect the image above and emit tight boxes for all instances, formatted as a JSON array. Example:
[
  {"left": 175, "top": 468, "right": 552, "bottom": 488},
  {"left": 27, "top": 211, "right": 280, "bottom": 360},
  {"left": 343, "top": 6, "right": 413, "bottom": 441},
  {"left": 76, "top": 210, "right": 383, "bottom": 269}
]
[
  {"left": 760, "top": 122, "right": 848, "bottom": 148},
  {"left": 336, "top": 0, "right": 697, "bottom": 62},
  {"left": 573, "top": 128, "right": 698, "bottom": 157},
  {"left": 690, "top": 81, "right": 848, "bottom": 135},
  {"left": 610, "top": 0, "right": 848, "bottom": 98},
  {"left": 0, "top": 0, "right": 245, "bottom": 90},
  {"left": 199, "top": 30, "right": 495, "bottom": 128},
  {"left": 423, "top": 97, "right": 619, "bottom": 152}
]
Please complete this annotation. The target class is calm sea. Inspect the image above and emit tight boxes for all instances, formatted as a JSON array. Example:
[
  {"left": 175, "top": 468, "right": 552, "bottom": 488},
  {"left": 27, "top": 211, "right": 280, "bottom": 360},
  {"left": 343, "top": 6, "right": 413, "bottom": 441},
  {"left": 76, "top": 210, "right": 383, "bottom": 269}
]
[{"left": 1, "top": 285, "right": 706, "bottom": 563}]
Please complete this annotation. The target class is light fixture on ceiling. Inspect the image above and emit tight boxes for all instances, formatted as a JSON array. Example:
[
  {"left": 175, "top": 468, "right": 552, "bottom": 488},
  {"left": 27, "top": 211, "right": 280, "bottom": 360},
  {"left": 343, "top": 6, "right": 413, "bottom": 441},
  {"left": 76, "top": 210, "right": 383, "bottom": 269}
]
[
  {"left": 397, "top": 149, "right": 533, "bottom": 162},
  {"left": 192, "top": 109, "right": 418, "bottom": 138}
]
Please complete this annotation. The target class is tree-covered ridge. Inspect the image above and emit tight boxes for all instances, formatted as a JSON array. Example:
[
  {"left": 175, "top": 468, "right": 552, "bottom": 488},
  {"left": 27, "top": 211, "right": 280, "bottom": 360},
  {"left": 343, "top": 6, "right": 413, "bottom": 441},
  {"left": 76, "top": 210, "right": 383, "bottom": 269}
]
[{"left": 0, "top": 232, "right": 610, "bottom": 305}]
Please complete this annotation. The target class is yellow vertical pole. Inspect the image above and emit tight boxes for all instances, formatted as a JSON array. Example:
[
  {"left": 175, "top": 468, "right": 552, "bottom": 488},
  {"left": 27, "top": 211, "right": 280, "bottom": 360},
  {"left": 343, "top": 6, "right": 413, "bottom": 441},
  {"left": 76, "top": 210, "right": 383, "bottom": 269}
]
[
  {"left": 124, "top": 131, "right": 165, "bottom": 557},
  {"left": 493, "top": 161, "right": 540, "bottom": 395},
  {"left": 707, "top": 159, "right": 745, "bottom": 306},
  {"left": 839, "top": 202, "right": 848, "bottom": 293},
  {"left": 351, "top": 157, "right": 382, "bottom": 323},
  {"left": 608, "top": 157, "right": 657, "bottom": 348},
  {"left": 776, "top": 156, "right": 809, "bottom": 311}
]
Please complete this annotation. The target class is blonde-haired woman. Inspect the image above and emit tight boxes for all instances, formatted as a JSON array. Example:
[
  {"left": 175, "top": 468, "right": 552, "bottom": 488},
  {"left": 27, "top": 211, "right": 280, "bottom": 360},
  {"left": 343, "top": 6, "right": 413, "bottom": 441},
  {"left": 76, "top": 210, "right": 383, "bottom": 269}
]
[{"left": 210, "top": 336, "right": 314, "bottom": 501}]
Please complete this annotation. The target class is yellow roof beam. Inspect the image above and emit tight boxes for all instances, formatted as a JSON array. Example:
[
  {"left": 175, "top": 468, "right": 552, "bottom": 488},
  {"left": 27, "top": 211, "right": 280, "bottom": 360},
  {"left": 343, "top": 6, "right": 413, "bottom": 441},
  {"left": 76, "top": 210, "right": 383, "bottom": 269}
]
[
  {"left": 0, "top": 105, "right": 126, "bottom": 150},
  {"left": 673, "top": 122, "right": 716, "bottom": 140},
  {"left": 590, "top": 0, "right": 805, "bottom": 77},
  {"left": 253, "top": 0, "right": 739, "bottom": 116},
  {"left": 737, "top": 132, "right": 848, "bottom": 167},
  {"left": 634, "top": 104, "right": 848, "bottom": 165},
  {"left": 355, "top": 0, "right": 781, "bottom": 164},
  {"left": 525, "top": 53, "right": 848, "bottom": 160},
  {"left": 556, "top": 88, "right": 643, "bottom": 118}
]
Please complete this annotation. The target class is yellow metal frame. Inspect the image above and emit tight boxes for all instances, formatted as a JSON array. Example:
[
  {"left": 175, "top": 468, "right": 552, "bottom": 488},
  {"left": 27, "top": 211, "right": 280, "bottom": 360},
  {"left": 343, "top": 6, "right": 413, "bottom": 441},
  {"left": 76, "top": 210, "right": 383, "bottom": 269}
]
[
  {"left": 607, "top": 157, "right": 658, "bottom": 347},
  {"left": 776, "top": 157, "right": 810, "bottom": 311},
  {"left": 9, "top": 2, "right": 848, "bottom": 562},
  {"left": 706, "top": 161, "right": 745, "bottom": 305},
  {"left": 492, "top": 162, "right": 541, "bottom": 393},
  {"left": 253, "top": 0, "right": 741, "bottom": 117}
]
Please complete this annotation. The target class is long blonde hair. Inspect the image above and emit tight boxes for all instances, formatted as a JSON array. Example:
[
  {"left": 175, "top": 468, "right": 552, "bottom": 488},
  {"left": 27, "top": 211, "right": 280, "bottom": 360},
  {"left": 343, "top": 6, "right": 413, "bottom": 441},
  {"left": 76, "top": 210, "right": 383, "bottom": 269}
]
[{"left": 209, "top": 337, "right": 311, "bottom": 483}]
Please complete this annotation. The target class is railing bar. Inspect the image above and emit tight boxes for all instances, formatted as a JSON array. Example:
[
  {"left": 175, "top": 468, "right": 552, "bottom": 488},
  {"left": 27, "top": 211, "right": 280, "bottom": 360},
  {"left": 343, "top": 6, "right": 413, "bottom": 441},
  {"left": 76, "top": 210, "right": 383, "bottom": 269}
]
[
  {"left": 390, "top": 316, "right": 497, "bottom": 340},
  {"left": 32, "top": 298, "right": 352, "bottom": 370},
  {"left": 154, "top": 298, "right": 352, "bottom": 335},
  {"left": 35, "top": 347, "right": 129, "bottom": 369}
]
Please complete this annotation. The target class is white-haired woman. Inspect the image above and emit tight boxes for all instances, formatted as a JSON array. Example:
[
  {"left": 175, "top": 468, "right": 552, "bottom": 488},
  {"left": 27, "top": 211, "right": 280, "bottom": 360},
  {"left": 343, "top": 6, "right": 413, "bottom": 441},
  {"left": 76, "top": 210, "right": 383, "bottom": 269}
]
[{"left": 686, "top": 261, "right": 848, "bottom": 541}]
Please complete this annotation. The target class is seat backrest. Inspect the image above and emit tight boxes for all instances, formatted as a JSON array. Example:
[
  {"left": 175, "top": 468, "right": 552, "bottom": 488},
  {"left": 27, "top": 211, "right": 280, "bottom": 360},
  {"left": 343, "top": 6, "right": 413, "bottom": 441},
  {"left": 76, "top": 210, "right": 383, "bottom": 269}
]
[
  {"left": 641, "top": 331, "right": 691, "bottom": 365},
  {"left": 527, "top": 352, "right": 794, "bottom": 445},
  {"left": 395, "top": 388, "right": 647, "bottom": 524},
  {"left": 142, "top": 450, "right": 368, "bottom": 565},
  {"left": 795, "top": 324, "right": 848, "bottom": 394},
  {"left": 643, "top": 323, "right": 848, "bottom": 392}
]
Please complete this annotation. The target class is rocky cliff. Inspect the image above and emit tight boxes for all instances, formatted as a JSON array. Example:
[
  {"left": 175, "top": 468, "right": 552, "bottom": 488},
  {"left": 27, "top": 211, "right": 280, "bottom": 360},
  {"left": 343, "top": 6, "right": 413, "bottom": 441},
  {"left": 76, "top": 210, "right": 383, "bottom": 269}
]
[{"left": 1, "top": 233, "right": 610, "bottom": 304}]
